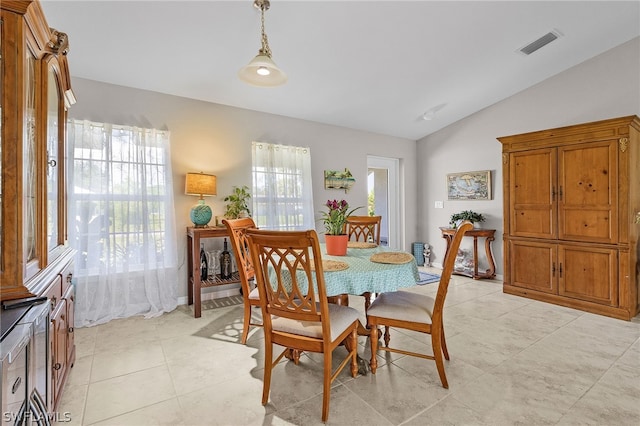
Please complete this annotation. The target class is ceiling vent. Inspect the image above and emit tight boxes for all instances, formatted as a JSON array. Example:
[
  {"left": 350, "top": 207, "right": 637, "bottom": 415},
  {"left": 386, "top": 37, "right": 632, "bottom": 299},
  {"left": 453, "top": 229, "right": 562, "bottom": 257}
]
[{"left": 519, "top": 31, "right": 561, "bottom": 55}]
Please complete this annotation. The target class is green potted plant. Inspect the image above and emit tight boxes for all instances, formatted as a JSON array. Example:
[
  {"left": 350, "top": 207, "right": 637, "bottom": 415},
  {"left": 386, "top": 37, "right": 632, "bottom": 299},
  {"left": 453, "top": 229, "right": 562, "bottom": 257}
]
[
  {"left": 224, "top": 185, "right": 252, "bottom": 219},
  {"left": 450, "top": 210, "right": 485, "bottom": 228}
]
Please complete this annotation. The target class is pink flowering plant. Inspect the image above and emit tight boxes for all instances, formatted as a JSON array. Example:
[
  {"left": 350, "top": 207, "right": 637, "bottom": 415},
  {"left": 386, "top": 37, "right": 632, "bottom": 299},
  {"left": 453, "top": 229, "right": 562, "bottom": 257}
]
[{"left": 319, "top": 199, "right": 362, "bottom": 235}]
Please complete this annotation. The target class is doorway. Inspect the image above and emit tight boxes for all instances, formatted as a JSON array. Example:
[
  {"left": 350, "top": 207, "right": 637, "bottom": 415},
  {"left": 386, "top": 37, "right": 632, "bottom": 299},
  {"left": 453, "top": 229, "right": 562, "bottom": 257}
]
[{"left": 367, "top": 156, "right": 402, "bottom": 250}]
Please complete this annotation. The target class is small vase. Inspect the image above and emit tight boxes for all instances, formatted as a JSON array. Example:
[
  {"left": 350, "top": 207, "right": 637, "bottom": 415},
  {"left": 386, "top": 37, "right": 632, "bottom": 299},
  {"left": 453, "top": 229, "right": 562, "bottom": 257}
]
[{"left": 325, "top": 234, "right": 348, "bottom": 256}]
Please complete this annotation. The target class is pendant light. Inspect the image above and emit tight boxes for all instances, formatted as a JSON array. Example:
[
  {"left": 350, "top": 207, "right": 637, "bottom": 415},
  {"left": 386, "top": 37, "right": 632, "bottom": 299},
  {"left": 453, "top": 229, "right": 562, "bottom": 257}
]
[{"left": 238, "top": 0, "right": 287, "bottom": 87}]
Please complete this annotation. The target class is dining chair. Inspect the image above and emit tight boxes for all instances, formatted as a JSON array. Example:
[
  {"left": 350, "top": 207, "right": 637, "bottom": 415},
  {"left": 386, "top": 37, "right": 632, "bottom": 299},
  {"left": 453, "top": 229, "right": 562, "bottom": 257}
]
[
  {"left": 344, "top": 215, "right": 382, "bottom": 245},
  {"left": 366, "top": 220, "right": 474, "bottom": 388},
  {"left": 246, "top": 228, "right": 360, "bottom": 422},
  {"left": 222, "top": 218, "right": 261, "bottom": 345}
]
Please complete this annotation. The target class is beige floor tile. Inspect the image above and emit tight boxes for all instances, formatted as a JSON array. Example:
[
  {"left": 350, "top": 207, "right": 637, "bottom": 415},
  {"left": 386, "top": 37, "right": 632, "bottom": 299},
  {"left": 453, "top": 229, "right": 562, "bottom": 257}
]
[
  {"left": 89, "top": 398, "right": 185, "bottom": 426},
  {"left": 90, "top": 342, "right": 166, "bottom": 382},
  {"left": 83, "top": 365, "right": 176, "bottom": 424}
]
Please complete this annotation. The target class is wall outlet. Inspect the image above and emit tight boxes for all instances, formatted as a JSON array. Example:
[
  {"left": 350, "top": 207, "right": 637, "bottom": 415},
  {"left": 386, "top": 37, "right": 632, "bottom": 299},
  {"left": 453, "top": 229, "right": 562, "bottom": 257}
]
[{"left": 434, "top": 201, "right": 444, "bottom": 209}]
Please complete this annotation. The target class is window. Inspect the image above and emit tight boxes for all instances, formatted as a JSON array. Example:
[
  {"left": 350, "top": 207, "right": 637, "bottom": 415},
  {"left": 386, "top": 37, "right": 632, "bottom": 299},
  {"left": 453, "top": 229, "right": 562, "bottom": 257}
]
[
  {"left": 251, "top": 141, "right": 314, "bottom": 230},
  {"left": 68, "top": 120, "right": 178, "bottom": 326}
]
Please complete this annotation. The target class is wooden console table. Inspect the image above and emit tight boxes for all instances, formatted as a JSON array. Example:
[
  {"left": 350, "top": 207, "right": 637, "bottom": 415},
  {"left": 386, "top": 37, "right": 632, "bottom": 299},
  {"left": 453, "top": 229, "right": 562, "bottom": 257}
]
[
  {"left": 440, "top": 227, "right": 496, "bottom": 280},
  {"left": 187, "top": 226, "right": 240, "bottom": 318}
]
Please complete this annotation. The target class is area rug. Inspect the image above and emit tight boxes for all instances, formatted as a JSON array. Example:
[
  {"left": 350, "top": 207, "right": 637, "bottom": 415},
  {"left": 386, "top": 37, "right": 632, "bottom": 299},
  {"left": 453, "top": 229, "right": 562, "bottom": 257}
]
[{"left": 417, "top": 272, "right": 440, "bottom": 285}]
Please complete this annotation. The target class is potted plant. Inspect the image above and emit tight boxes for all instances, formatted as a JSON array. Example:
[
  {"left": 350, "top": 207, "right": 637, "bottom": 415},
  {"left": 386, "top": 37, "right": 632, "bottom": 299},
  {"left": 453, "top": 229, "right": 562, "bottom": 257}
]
[
  {"left": 318, "top": 199, "right": 362, "bottom": 255},
  {"left": 450, "top": 210, "right": 485, "bottom": 228},
  {"left": 224, "top": 185, "right": 252, "bottom": 219}
]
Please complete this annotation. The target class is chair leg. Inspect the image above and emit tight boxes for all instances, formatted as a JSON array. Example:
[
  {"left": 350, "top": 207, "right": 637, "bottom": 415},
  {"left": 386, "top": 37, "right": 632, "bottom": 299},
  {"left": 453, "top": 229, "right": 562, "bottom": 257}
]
[
  {"left": 262, "top": 339, "right": 273, "bottom": 405},
  {"left": 369, "top": 321, "right": 379, "bottom": 374},
  {"left": 241, "top": 304, "right": 252, "bottom": 345},
  {"left": 441, "top": 323, "right": 450, "bottom": 360},
  {"left": 431, "top": 330, "right": 449, "bottom": 389},
  {"left": 322, "top": 350, "right": 332, "bottom": 422},
  {"left": 350, "top": 327, "right": 358, "bottom": 377}
]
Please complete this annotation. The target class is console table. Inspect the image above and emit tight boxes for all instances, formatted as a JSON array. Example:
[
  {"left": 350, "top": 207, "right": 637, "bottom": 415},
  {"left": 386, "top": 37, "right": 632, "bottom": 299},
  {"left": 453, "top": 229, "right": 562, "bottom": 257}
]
[
  {"left": 440, "top": 227, "right": 496, "bottom": 280},
  {"left": 187, "top": 226, "right": 240, "bottom": 318}
]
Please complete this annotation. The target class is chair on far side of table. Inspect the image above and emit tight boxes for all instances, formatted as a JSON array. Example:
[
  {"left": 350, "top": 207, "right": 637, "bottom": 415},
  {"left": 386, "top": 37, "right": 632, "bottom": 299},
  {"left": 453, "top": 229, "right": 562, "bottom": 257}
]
[
  {"left": 246, "top": 229, "right": 359, "bottom": 422},
  {"left": 367, "top": 220, "right": 473, "bottom": 388},
  {"left": 344, "top": 215, "right": 382, "bottom": 245},
  {"left": 222, "top": 218, "right": 261, "bottom": 344}
]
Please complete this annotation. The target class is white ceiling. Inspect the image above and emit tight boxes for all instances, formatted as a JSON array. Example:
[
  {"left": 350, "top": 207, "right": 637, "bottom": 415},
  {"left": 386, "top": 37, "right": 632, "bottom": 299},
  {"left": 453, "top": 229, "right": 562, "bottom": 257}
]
[{"left": 40, "top": 1, "right": 640, "bottom": 140}]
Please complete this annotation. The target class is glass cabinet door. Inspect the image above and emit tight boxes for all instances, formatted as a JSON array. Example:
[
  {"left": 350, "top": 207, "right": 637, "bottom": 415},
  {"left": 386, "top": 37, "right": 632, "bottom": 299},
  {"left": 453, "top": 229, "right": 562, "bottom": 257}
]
[
  {"left": 46, "top": 64, "right": 64, "bottom": 257},
  {"left": 24, "top": 49, "right": 37, "bottom": 267}
]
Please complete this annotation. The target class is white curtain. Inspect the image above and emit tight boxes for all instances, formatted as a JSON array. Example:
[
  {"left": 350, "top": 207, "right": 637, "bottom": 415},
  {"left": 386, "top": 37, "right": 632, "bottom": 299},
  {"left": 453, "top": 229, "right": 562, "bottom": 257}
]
[
  {"left": 252, "top": 141, "right": 314, "bottom": 230},
  {"left": 68, "top": 119, "right": 178, "bottom": 327}
]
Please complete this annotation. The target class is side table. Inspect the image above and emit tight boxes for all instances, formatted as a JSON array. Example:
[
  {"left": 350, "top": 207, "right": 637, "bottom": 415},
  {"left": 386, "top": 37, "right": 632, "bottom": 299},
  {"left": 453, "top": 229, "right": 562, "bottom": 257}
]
[
  {"left": 439, "top": 227, "right": 496, "bottom": 280},
  {"left": 187, "top": 226, "right": 240, "bottom": 318}
]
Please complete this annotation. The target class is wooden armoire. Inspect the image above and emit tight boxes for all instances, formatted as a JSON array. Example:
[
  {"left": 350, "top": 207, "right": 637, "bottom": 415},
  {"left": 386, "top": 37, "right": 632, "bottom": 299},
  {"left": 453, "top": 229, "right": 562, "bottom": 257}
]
[
  {"left": 1, "top": 0, "right": 76, "bottom": 409},
  {"left": 499, "top": 116, "right": 639, "bottom": 320}
]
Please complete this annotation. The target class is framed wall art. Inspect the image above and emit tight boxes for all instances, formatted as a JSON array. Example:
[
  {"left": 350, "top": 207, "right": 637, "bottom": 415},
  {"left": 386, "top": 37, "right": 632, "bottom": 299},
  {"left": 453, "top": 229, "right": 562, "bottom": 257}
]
[
  {"left": 324, "top": 168, "right": 355, "bottom": 192},
  {"left": 447, "top": 170, "right": 491, "bottom": 200}
]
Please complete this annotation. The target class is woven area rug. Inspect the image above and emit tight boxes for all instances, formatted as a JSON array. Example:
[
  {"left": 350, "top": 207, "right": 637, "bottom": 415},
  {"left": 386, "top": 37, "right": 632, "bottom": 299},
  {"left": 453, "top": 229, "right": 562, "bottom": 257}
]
[
  {"left": 201, "top": 295, "right": 244, "bottom": 309},
  {"left": 417, "top": 272, "right": 440, "bottom": 285}
]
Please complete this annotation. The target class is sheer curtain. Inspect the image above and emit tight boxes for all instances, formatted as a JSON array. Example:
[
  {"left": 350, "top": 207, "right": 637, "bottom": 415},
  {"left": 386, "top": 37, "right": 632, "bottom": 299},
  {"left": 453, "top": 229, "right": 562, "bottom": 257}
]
[
  {"left": 68, "top": 119, "right": 178, "bottom": 327},
  {"left": 252, "top": 141, "right": 314, "bottom": 230}
]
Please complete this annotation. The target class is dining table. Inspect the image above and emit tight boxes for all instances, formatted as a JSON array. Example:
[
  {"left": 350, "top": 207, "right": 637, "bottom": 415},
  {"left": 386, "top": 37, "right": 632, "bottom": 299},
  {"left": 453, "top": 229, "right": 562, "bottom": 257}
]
[
  {"left": 276, "top": 242, "right": 421, "bottom": 371},
  {"left": 272, "top": 242, "right": 420, "bottom": 331}
]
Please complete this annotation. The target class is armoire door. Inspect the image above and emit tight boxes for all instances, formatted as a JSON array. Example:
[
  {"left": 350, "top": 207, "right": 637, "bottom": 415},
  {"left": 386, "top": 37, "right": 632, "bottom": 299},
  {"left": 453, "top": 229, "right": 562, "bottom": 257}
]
[
  {"left": 558, "top": 140, "right": 618, "bottom": 244},
  {"left": 558, "top": 245, "right": 618, "bottom": 306},
  {"left": 509, "top": 240, "right": 557, "bottom": 294},
  {"left": 509, "top": 148, "right": 557, "bottom": 239}
]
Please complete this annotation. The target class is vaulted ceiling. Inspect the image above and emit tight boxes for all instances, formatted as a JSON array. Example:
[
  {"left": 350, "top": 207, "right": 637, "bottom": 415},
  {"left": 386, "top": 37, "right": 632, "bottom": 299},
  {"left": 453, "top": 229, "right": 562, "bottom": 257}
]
[{"left": 41, "top": 1, "right": 640, "bottom": 140}]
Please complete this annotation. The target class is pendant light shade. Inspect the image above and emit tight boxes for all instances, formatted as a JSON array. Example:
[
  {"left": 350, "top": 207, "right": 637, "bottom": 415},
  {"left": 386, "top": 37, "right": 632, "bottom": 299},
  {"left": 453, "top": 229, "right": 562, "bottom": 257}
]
[{"left": 239, "top": 0, "right": 287, "bottom": 87}]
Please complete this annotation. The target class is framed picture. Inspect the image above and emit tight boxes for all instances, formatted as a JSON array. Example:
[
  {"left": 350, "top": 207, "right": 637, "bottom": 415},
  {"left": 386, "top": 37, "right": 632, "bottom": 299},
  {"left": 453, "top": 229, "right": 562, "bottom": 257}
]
[
  {"left": 447, "top": 170, "right": 491, "bottom": 200},
  {"left": 324, "top": 168, "right": 355, "bottom": 192}
]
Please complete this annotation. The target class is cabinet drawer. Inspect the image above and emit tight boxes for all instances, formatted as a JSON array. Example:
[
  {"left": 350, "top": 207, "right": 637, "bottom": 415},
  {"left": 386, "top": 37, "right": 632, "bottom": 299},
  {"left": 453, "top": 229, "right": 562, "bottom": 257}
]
[{"left": 43, "top": 275, "right": 63, "bottom": 310}]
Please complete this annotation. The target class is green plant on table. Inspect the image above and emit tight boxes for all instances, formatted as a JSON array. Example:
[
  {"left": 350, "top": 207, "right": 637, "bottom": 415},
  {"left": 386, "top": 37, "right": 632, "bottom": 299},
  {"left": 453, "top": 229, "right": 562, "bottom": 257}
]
[
  {"left": 224, "top": 185, "right": 252, "bottom": 219},
  {"left": 450, "top": 210, "right": 485, "bottom": 228}
]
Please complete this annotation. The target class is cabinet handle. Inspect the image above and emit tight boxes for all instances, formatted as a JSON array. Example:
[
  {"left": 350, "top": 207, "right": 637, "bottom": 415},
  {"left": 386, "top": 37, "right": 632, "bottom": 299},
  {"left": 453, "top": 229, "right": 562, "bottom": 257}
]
[
  {"left": 559, "top": 186, "right": 563, "bottom": 201},
  {"left": 53, "top": 363, "right": 62, "bottom": 371},
  {"left": 48, "top": 159, "right": 57, "bottom": 167},
  {"left": 67, "top": 273, "right": 73, "bottom": 283},
  {"left": 68, "top": 327, "right": 74, "bottom": 333},
  {"left": 11, "top": 377, "right": 22, "bottom": 394},
  {"left": 552, "top": 262, "right": 556, "bottom": 276},
  {"left": 559, "top": 263, "right": 563, "bottom": 278},
  {"left": 51, "top": 296, "right": 57, "bottom": 307},
  {"left": 551, "top": 187, "right": 556, "bottom": 201}
]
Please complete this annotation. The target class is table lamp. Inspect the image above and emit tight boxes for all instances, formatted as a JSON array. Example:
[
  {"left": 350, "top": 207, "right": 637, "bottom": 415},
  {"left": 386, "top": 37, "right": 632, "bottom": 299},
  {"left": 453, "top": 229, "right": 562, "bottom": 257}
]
[{"left": 185, "top": 172, "right": 217, "bottom": 227}]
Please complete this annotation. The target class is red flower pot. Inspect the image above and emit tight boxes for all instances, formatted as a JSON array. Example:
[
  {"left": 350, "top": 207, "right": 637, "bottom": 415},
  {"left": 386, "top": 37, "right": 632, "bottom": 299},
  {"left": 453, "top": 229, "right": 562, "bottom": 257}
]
[{"left": 325, "top": 234, "right": 348, "bottom": 256}]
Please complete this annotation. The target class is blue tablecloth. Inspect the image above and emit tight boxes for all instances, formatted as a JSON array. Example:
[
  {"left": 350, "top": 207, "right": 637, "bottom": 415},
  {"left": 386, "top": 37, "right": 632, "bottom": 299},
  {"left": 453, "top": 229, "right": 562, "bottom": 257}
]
[
  {"left": 264, "top": 244, "right": 420, "bottom": 297},
  {"left": 320, "top": 245, "right": 420, "bottom": 296}
]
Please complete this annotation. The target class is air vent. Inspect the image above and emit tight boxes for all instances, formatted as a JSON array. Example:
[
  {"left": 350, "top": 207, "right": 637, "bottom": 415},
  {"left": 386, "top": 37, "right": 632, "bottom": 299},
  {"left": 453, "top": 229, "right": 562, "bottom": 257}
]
[{"left": 519, "top": 31, "right": 560, "bottom": 55}]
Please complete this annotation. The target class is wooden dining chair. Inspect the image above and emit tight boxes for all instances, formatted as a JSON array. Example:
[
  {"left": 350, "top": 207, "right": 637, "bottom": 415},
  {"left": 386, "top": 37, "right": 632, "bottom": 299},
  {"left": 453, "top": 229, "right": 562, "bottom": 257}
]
[
  {"left": 366, "top": 221, "right": 473, "bottom": 388},
  {"left": 344, "top": 215, "right": 382, "bottom": 245},
  {"left": 246, "top": 228, "right": 360, "bottom": 422},
  {"left": 222, "top": 218, "right": 261, "bottom": 344}
]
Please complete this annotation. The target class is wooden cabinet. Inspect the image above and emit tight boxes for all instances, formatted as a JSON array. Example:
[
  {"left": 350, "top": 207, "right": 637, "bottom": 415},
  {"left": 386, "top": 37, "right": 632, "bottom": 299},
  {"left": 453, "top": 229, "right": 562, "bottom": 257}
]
[
  {"left": 499, "top": 116, "right": 640, "bottom": 320},
  {"left": 1, "top": 0, "right": 76, "bottom": 410}
]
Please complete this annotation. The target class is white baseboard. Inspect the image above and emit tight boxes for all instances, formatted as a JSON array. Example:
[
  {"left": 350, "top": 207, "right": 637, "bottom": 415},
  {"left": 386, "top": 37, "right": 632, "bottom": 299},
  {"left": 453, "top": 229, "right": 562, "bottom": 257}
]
[{"left": 177, "top": 283, "right": 241, "bottom": 306}]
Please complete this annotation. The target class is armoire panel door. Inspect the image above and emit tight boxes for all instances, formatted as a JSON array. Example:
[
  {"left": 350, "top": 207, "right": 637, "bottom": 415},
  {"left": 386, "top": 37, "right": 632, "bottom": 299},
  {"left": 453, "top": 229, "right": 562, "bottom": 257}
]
[
  {"left": 509, "top": 148, "right": 557, "bottom": 239},
  {"left": 559, "top": 245, "right": 618, "bottom": 306},
  {"left": 558, "top": 140, "right": 618, "bottom": 244},
  {"left": 509, "top": 240, "right": 557, "bottom": 294}
]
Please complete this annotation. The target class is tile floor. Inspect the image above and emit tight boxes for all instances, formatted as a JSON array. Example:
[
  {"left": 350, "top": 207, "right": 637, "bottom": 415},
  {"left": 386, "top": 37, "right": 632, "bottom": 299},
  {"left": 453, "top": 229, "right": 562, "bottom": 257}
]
[{"left": 59, "top": 268, "right": 640, "bottom": 425}]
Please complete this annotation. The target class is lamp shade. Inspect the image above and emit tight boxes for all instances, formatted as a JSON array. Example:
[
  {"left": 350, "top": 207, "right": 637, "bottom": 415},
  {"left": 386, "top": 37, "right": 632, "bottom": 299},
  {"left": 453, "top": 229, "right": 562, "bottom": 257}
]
[
  {"left": 185, "top": 172, "right": 217, "bottom": 197},
  {"left": 185, "top": 172, "right": 217, "bottom": 227},
  {"left": 238, "top": 54, "right": 287, "bottom": 87}
]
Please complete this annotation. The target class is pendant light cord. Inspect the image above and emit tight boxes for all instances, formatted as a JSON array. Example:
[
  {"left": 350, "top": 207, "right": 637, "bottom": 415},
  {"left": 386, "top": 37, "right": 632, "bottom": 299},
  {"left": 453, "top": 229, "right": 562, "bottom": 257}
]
[{"left": 259, "top": 3, "right": 272, "bottom": 57}]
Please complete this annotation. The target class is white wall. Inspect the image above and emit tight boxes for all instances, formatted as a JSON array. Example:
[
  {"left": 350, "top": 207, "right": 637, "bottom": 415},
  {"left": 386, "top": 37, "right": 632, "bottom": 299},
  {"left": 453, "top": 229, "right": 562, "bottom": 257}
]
[
  {"left": 66, "top": 80, "right": 418, "bottom": 298},
  {"left": 417, "top": 37, "right": 640, "bottom": 275}
]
